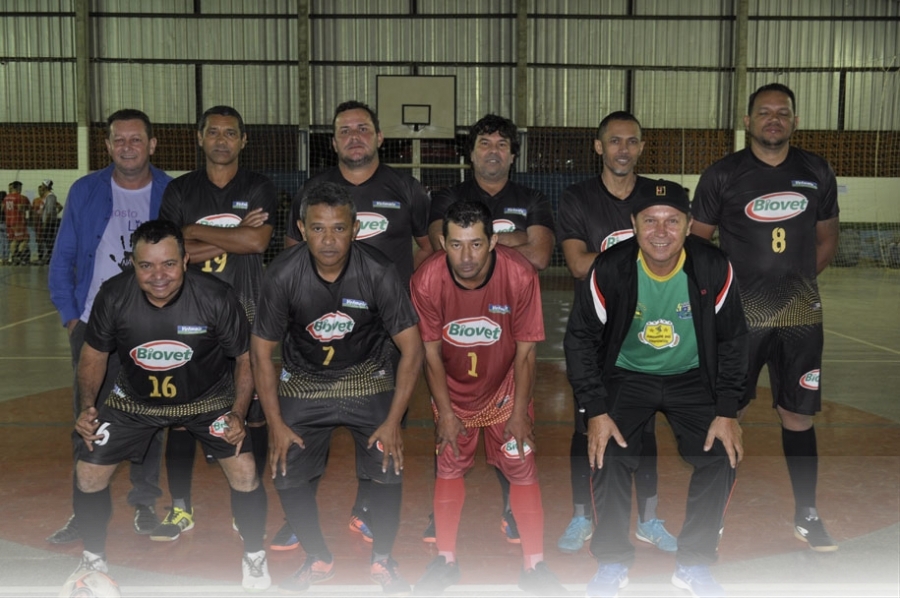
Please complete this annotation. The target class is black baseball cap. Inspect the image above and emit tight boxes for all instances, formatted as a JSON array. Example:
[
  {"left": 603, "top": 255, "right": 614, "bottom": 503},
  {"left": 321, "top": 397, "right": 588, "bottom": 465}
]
[{"left": 631, "top": 180, "right": 690, "bottom": 216}]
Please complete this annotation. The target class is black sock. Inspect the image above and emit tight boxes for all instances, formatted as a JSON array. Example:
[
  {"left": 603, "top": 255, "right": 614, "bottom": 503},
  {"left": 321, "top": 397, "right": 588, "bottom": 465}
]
[
  {"left": 782, "top": 426, "right": 818, "bottom": 519},
  {"left": 248, "top": 425, "right": 268, "bottom": 479},
  {"left": 73, "top": 485, "right": 111, "bottom": 555},
  {"left": 277, "top": 479, "right": 331, "bottom": 562},
  {"left": 494, "top": 466, "right": 512, "bottom": 513},
  {"left": 232, "top": 484, "right": 267, "bottom": 553},
  {"left": 367, "top": 481, "right": 402, "bottom": 557},
  {"left": 165, "top": 428, "right": 196, "bottom": 511}
]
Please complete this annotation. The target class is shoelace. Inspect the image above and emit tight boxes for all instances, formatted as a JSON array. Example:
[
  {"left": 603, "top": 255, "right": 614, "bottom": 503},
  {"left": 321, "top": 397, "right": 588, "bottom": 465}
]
[
  {"left": 244, "top": 555, "right": 266, "bottom": 577},
  {"left": 81, "top": 555, "right": 106, "bottom": 573}
]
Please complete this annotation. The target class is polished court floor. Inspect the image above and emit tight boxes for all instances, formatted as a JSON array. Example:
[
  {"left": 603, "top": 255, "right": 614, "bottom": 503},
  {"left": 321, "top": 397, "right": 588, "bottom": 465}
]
[{"left": 0, "top": 264, "right": 897, "bottom": 597}]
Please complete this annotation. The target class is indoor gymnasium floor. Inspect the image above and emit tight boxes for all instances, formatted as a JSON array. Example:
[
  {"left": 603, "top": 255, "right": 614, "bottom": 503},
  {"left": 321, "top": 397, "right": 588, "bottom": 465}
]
[{"left": 0, "top": 264, "right": 897, "bottom": 597}]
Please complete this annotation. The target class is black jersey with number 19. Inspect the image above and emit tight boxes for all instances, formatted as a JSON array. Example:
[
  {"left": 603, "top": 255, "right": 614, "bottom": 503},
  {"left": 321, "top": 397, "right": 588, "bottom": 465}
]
[
  {"left": 85, "top": 270, "right": 249, "bottom": 416},
  {"left": 159, "top": 168, "right": 277, "bottom": 321},
  {"left": 692, "top": 147, "right": 838, "bottom": 328},
  {"left": 253, "top": 242, "right": 419, "bottom": 400}
]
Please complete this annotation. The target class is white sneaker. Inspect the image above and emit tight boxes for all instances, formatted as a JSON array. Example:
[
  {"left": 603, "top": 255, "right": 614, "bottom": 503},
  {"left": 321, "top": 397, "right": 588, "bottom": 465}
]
[
  {"left": 61, "top": 551, "right": 113, "bottom": 597},
  {"left": 69, "top": 550, "right": 108, "bottom": 577},
  {"left": 241, "top": 550, "right": 271, "bottom": 592}
]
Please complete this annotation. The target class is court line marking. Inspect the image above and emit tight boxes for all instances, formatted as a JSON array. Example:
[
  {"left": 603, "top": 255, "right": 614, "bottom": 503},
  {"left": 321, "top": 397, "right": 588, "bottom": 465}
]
[
  {"left": 0, "top": 311, "right": 58, "bottom": 331},
  {"left": 0, "top": 356, "right": 69, "bottom": 360},
  {"left": 824, "top": 328, "right": 900, "bottom": 356}
]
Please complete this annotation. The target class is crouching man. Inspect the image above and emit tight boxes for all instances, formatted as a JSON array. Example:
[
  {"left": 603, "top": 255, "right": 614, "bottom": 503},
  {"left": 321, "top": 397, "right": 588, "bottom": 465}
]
[{"left": 67, "top": 219, "right": 269, "bottom": 592}]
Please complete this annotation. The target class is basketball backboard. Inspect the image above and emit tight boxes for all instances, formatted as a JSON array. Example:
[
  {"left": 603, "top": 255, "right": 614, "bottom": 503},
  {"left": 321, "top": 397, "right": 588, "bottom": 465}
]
[{"left": 376, "top": 75, "right": 456, "bottom": 139}]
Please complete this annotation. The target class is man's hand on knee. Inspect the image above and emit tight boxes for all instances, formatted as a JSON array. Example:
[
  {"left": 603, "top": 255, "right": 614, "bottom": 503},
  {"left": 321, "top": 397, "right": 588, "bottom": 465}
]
[{"left": 705, "top": 416, "right": 743, "bottom": 468}]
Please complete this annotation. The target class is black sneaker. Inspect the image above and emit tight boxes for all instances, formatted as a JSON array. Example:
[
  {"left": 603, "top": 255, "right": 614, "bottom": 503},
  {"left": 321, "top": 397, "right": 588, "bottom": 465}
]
[
  {"left": 133, "top": 504, "right": 159, "bottom": 535},
  {"left": 413, "top": 555, "right": 460, "bottom": 596},
  {"left": 47, "top": 514, "right": 80, "bottom": 544},
  {"left": 519, "top": 561, "right": 567, "bottom": 596},
  {"left": 794, "top": 514, "right": 838, "bottom": 552}
]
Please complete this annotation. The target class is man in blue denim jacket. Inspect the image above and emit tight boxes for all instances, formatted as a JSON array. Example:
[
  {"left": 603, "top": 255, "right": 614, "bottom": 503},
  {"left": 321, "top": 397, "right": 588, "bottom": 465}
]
[{"left": 47, "top": 108, "right": 172, "bottom": 544}]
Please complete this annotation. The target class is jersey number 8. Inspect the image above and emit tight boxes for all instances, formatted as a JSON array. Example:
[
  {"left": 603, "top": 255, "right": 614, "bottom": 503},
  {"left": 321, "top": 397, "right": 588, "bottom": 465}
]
[{"left": 771, "top": 227, "right": 786, "bottom": 253}]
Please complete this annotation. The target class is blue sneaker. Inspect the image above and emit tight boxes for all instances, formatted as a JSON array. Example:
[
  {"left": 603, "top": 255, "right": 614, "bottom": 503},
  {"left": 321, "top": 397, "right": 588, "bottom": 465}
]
[
  {"left": 586, "top": 562, "right": 628, "bottom": 598},
  {"left": 671, "top": 564, "right": 725, "bottom": 598},
  {"left": 501, "top": 510, "right": 521, "bottom": 544},
  {"left": 557, "top": 515, "right": 593, "bottom": 553},
  {"left": 270, "top": 521, "right": 299, "bottom": 551},
  {"left": 636, "top": 518, "right": 677, "bottom": 552},
  {"left": 349, "top": 515, "right": 374, "bottom": 542}
]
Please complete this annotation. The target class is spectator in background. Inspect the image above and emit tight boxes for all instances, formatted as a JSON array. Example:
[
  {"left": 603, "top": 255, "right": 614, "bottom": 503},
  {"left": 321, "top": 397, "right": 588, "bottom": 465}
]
[
  {"left": 0, "top": 191, "right": 8, "bottom": 265},
  {"left": 4, "top": 182, "right": 30, "bottom": 265},
  {"left": 35, "top": 180, "right": 60, "bottom": 264}
]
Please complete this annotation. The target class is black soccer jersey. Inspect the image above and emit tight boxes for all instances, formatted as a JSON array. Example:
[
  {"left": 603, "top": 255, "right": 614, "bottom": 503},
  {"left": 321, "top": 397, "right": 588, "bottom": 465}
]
[
  {"left": 557, "top": 175, "right": 666, "bottom": 253},
  {"left": 429, "top": 179, "right": 555, "bottom": 236},
  {"left": 692, "top": 147, "right": 839, "bottom": 328},
  {"left": 286, "top": 164, "right": 430, "bottom": 285},
  {"left": 85, "top": 270, "right": 249, "bottom": 414},
  {"left": 253, "top": 242, "right": 419, "bottom": 399},
  {"left": 159, "top": 168, "right": 277, "bottom": 321}
]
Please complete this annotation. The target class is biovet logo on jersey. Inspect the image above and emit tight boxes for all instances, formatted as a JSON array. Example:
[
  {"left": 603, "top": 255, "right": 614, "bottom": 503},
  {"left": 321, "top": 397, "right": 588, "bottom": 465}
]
[
  {"left": 130, "top": 340, "right": 194, "bottom": 371},
  {"left": 196, "top": 213, "right": 242, "bottom": 228},
  {"left": 307, "top": 311, "right": 355, "bottom": 341},
  {"left": 492, "top": 218, "right": 516, "bottom": 233},
  {"left": 600, "top": 229, "right": 634, "bottom": 252},
  {"left": 799, "top": 369, "right": 820, "bottom": 390},
  {"left": 442, "top": 316, "right": 502, "bottom": 347},
  {"left": 744, "top": 192, "right": 808, "bottom": 222},
  {"left": 357, "top": 212, "right": 389, "bottom": 239}
]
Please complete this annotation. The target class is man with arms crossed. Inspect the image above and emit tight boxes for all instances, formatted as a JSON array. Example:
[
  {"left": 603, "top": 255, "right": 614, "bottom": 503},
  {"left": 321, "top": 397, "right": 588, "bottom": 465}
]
[
  {"left": 691, "top": 83, "right": 840, "bottom": 552},
  {"left": 280, "top": 100, "right": 432, "bottom": 549},
  {"left": 65, "top": 219, "right": 269, "bottom": 592},
  {"left": 410, "top": 200, "right": 565, "bottom": 597},
  {"left": 252, "top": 182, "right": 423, "bottom": 595},
  {"left": 157, "top": 105, "right": 276, "bottom": 541},
  {"left": 48, "top": 109, "right": 170, "bottom": 544},
  {"left": 555, "top": 110, "right": 677, "bottom": 554},
  {"left": 567, "top": 182, "right": 746, "bottom": 598}
]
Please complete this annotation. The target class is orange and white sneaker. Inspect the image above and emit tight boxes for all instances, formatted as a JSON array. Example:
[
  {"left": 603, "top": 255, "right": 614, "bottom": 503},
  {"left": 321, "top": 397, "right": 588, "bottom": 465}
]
[
  {"left": 280, "top": 555, "right": 335, "bottom": 593},
  {"left": 370, "top": 557, "right": 411, "bottom": 596}
]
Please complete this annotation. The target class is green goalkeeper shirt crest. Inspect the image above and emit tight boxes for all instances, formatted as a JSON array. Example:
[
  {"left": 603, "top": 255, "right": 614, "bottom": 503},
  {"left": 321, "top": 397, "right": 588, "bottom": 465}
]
[{"left": 616, "top": 250, "right": 700, "bottom": 375}]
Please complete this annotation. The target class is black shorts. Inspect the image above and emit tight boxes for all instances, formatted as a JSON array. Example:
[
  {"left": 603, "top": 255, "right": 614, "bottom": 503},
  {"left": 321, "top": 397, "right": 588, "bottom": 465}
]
[
  {"left": 247, "top": 394, "right": 266, "bottom": 424},
  {"left": 742, "top": 324, "right": 823, "bottom": 415},
  {"left": 273, "top": 390, "right": 400, "bottom": 490},
  {"left": 74, "top": 405, "right": 252, "bottom": 465}
]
